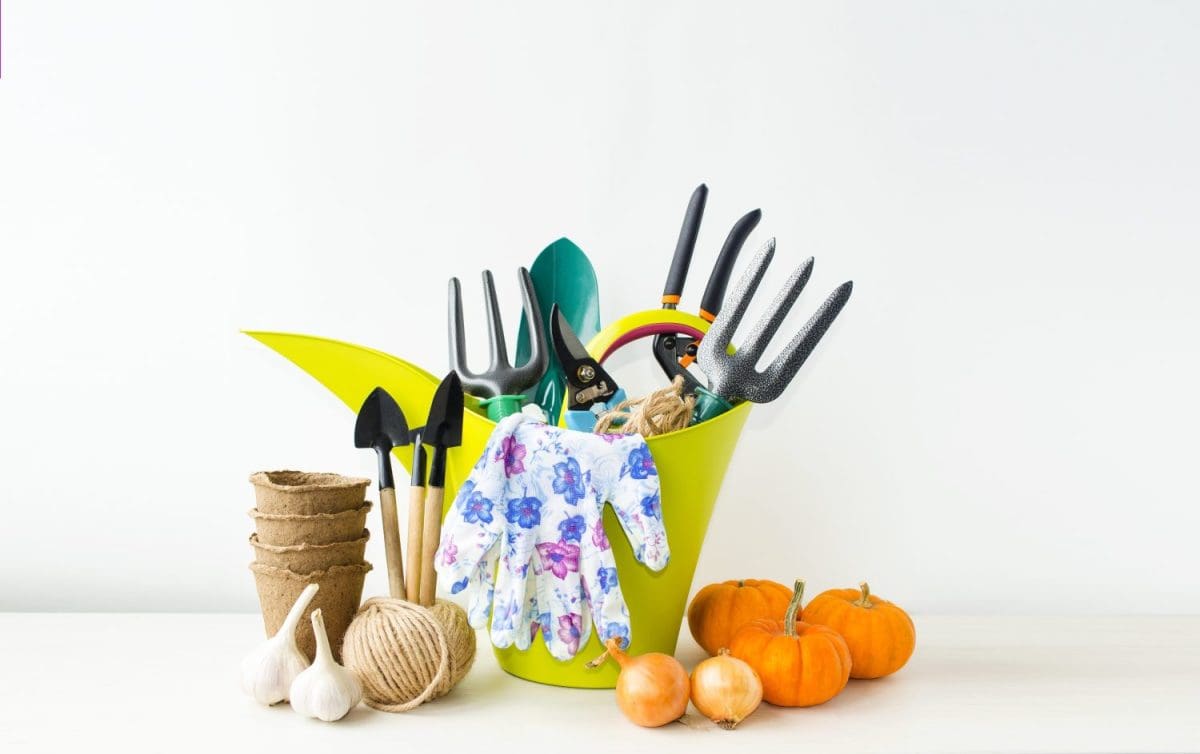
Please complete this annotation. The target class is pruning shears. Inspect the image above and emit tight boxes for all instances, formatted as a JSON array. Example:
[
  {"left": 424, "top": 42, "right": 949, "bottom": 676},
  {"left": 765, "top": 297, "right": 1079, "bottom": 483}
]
[
  {"left": 551, "top": 304, "right": 626, "bottom": 431},
  {"left": 652, "top": 184, "right": 761, "bottom": 394}
]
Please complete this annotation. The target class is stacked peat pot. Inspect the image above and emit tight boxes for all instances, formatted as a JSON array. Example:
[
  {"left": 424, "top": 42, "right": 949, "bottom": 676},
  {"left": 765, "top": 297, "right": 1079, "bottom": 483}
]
[{"left": 248, "top": 471, "right": 373, "bottom": 660}]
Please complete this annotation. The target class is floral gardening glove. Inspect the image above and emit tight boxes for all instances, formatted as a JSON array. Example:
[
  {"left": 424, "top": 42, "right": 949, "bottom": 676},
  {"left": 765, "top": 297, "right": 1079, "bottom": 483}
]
[{"left": 435, "top": 414, "right": 668, "bottom": 661}]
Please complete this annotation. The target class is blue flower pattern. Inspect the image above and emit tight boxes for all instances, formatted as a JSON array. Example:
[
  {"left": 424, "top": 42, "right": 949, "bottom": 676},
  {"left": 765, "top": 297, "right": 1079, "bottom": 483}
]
[
  {"left": 601, "top": 621, "right": 631, "bottom": 648},
  {"left": 640, "top": 493, "right": 661, "bottom": 520},
  {"left": 597, "top": 566, "right": 618, "bottom": 594},
  {"left": 505, "top": 496, "right": 542, "bottom": 529},
  {"left": 460, "top": 490, "right": 494, "bottom": 524},
  {"left": 434, "top": 413, "right": 668, "bottom": 660},
  {"left": 552, "top": 456, "right": 587, "bottom": 505},
  {"left": 558, "top": 514, "right": 587, "bottom": 543},
  {"left": 625, "top": 445, "right": 657, "bottom": 480}
]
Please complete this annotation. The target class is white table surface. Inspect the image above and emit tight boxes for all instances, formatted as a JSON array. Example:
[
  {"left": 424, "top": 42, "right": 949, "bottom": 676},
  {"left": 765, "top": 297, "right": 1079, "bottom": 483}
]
[{"left": 1, "top": 614, "right": 1197, "bottom": 753}]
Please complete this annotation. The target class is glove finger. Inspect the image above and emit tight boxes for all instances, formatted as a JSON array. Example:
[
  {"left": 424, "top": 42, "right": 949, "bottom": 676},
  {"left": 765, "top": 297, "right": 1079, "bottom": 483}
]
[
  {"left": 489, "top": 541, "right": 532, "bottom": 649},
  {"left": 513, "top": 560, "right": 540, "bottom": 652},
  {"left": 437, "top": 470, "right": 505, "bottom": 588},
  {"left": 606, "top": 474, "right": 669, "bottom": 570},
  {"left": 463, "top": 545, "right": 499, "bottom": 629},
  {"left": 534, "top": 537, "right": 588, "bottom": 660},
  {"left": 578, "top": 532, "right": 631, "bottom": 649},
  {"left": 489, "top": 481, "right": 546, "bottom": 642}
]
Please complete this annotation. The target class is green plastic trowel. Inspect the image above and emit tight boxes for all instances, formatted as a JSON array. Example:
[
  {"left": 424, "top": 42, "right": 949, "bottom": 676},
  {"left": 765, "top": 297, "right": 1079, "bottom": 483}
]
[{"left": 514, "top": 237, "right": 601, "bottom": 423}]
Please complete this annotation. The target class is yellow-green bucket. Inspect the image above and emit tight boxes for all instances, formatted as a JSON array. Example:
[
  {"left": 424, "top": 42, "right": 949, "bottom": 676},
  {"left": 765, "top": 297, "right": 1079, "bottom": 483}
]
[{"left": 246, "top": 311, "right": 749, "bottom": 688}]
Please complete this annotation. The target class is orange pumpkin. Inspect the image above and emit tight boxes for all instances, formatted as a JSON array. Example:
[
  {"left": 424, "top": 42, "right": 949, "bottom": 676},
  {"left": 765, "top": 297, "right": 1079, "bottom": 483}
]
[
  {"left": 687, "top": 579, "right": 793, "bottom": 656},
  {"left": 802, "top": 582, "right": 915, "bottom": 679},
  {"left": 728, "top": 580, "right": 851, "bottom": 707}
]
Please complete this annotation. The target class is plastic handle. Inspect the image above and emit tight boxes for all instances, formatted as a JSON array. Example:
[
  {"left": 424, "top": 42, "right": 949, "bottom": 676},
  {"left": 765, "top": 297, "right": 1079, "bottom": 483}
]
[
  {"left": 699, "top": 208, "right": 761, "bottom": 319},
  {"left": 587, "top": 310, "right": 711, "bottom": 364},
  {"left": 691, "top": 386, "right": 734, "bottom": 423},
  {"left": 481, "top": 395, "right": 526, "bottom": 421},
  {"left": 564, "top": 388, "right": 628, "bottom": 432},
  {"left": 662, "top": 184, "right": 707, "bottom": 305}
]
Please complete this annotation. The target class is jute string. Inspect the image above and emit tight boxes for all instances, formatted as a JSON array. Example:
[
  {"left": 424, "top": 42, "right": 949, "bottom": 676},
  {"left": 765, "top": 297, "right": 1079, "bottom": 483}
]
[
  {"left": 342, "top": 597, "right": 474, "bottom": 712},
  {"left": 594, "top": 376, "right": 695, "bottom": 436}
]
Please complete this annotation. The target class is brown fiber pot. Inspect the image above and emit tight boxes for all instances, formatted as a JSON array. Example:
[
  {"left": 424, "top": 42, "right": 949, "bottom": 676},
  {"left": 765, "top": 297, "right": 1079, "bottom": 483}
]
[
  {"left": 248, "top": 502, "right": 373, "bottom": 546},
  {"left": 250, "top": 561, "right": 371, "bottom": 661},
  {"left": 249, "top": 530, "right": 369, "bottom": 572},
  {"left": 249, "top": 471, "right": 369, "bottom": 516}
]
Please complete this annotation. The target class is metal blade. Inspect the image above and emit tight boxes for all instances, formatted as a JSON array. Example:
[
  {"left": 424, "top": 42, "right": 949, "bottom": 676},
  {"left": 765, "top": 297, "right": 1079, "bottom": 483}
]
[
  {"left": 551, "top": 304, "right": 591, "bottom": 364},
  {"left": 551, "top": 303, "right": 619, "bottom": 410},
  {"left": 422, "top": 372, "right": 464, "bottom": 449}
]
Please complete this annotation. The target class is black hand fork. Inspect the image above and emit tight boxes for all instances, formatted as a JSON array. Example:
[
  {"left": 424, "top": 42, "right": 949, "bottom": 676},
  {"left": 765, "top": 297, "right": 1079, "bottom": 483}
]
[
  {"left": 448, "top": 266, "right": 548, "bottom": 421},
  {"left": 692, "top": 238, "right": 853, "bottom": 422}
]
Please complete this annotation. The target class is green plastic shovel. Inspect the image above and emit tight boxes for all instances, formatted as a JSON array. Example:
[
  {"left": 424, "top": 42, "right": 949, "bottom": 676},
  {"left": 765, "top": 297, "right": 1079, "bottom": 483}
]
[{"left": 515, "top": 237, "right": 600, "bottom": 423}]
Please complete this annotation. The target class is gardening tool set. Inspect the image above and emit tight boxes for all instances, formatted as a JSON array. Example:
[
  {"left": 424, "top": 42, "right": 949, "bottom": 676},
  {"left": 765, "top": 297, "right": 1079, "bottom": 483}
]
[{"left": 245, "top": 183, "right": 855, "bottom": 696}]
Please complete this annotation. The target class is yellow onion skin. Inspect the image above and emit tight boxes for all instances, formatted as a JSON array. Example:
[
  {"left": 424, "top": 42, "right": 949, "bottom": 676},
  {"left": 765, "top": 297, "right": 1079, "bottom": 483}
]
[
  {"left": 590, "top": 638, "right": 690, "bottom": 727},
  {"left": 689, "top": 649, "right": 763, "bottom": 730}
]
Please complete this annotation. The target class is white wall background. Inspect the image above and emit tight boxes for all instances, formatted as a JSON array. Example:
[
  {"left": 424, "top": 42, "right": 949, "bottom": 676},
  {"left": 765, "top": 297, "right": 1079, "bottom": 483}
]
[{"left": 1, "top": 1, "right": 1197, "bottom": 614}]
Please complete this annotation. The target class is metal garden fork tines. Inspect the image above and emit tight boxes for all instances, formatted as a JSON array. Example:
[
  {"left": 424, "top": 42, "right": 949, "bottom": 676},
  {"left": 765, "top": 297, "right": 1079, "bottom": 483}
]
[
  {"left": 691, "top": 238, "right": 854, "bottom": 423},
  {"left": 448, "top": 266, "right": 548, "bottom": 421}
]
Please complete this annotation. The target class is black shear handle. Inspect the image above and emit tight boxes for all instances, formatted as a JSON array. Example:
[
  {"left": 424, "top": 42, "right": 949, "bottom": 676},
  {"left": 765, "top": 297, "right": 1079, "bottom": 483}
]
[
  {"left": 662, "top": 184, "right": 707, "bottom": 307},
  {"left": 698, "top": 208, "right": 761, "bottom": 322}
]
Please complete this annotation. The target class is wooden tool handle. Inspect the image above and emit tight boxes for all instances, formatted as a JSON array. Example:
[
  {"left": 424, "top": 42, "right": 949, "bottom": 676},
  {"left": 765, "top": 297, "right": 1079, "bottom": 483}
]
[
  {"left": 405, "top": 485, "right": 426, "bottom": 603},
  {"left": 378, "top": 487, "right": 405, "bottom": 600},
  {"left": 418, "top": 486, "right": 445, "bottom": 606}
]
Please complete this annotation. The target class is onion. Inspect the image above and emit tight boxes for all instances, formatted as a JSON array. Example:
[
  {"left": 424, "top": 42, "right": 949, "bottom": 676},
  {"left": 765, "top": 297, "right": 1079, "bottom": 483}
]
[
  {"left": 587, "top": 638, "right": 690, "bottom": 727},
  {"left": 690, "top": 649, "right": 762, "bottom": 729}
]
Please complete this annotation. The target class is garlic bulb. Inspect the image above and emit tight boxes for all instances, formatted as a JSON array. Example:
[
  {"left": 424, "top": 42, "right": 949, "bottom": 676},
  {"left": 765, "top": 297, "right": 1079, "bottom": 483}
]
[
  {"left": 241, "top": 583, "right": 318, "bottom": 705},
  {"left": 289, "top": 608, "right": 363, "bottom": 721}
]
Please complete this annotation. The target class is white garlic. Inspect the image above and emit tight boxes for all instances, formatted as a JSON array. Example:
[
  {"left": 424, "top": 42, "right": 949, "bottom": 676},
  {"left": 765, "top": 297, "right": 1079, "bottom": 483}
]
[
  {"left": 241, "top": 583, "right": 318, "bottom": 705},
  {"left": 289, "top": 608, "right": 363, "bottom": 721}
]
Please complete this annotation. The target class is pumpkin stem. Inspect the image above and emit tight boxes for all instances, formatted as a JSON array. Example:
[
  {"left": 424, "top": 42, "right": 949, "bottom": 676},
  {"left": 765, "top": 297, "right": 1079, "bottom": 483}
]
[
  {"left": 737, "top": 579, "right": 745, "bottom": 588},
  {"left": 784, "top": 579, "right": 805, "bottom": 638},
  {"left": 855, "top": 581, "right": 874, "bottom": 609}
]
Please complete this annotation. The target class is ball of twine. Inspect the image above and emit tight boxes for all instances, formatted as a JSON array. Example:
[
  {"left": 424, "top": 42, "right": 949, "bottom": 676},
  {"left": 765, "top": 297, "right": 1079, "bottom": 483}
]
[
  {"left": 594, "top": 375, "right": 696, "bottom": 436},
  {"left": 342, "top": 597, "right": 476, "bottom": 712}
]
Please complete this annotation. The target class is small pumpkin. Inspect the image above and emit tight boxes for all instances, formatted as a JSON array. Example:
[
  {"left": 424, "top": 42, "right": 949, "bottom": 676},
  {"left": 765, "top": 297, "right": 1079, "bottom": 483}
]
[
  {"left": 728, "top": 580, "right": 851, "bottom": 707},
  {"left": 802, "top": 581, "right": 915, "bottom": 679},
  {"left": 687, "top": 579, "right": 793, "bottom": 656}
]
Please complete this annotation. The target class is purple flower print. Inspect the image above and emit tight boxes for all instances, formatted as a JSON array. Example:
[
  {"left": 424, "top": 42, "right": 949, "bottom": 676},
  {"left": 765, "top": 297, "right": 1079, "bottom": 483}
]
[
  {"left": 625, "top": 445, "right": 657, "bottom": 480},
  {"left": 496, "top": 435, "right": 527, "bottom": 477},
  {"left": 459, "top": 491, "right": 494, "bottom": 524},
  {"left": 536, "top": 540, "right": 580, "bottom": 580},
  {"left": 597, "top": 566, "right": 618, "bottom": 594},
  {"left": 601, "top": 621, "right": 630, "bottom": 648},
  {"left": 558, "top": 514, "right": 587, "bottom": 543},
  {"left": 551, "top": 456, "right": 586, "bottom": 505},
  {"left": 505, "top": 496, "right": 542, "bottom": 529},
  {"left": 640, "top": 492, "right": 662, "bottom": 520},
  {"left": 441, "top": 539, "right": 458, "bottom": 566},
  {"left": 557, "top": 613, "right": 583, "bottom": 656},
  {"left": 598, "top": 433, "right": 623, "bottom": 444},
  {"left": 592, "top": 519, "right": 610, "bottom": 551}
]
